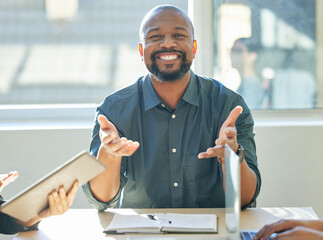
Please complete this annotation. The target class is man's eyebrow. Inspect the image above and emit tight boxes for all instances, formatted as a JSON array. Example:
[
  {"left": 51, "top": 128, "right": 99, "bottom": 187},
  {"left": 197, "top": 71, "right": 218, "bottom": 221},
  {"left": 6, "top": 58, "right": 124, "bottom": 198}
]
[
  {"left": 174, "top": 26, "right": 189, "bottom": 32},
  {"left": 145, "top": 26, "right": 189, "bottom": 35},
  {"left": 145, "top": 27, "right": 160, "bottom": 35}
]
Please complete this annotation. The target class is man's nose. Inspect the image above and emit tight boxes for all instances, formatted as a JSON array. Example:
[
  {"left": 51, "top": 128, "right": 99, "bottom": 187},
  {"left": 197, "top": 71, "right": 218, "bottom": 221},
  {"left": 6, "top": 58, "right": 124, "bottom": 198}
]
[{"left": 160, "top": 35, "right": 177, "bottom": 48}]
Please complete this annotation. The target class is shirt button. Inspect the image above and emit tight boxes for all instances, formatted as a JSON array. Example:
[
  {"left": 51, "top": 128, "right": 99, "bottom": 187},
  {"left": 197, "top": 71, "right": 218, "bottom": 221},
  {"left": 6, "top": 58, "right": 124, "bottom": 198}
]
[
  {"left": 173, "top": 182, "right": 178, "bottom": 187},
  {"left": 171, "top": 114, "right": 176, "bottom": 119},
  {"left": 161, "top": 104, "right": 165, "bottom": 107},
  {"left": 172, "top": 148, "right": 176, "bottom": 153}
]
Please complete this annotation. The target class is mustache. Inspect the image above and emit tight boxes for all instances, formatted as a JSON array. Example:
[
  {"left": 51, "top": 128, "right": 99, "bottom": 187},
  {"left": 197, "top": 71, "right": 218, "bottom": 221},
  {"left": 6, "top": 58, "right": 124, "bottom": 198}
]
[{"left": 150, "top": 49, "right": 185, "bottom": 61}]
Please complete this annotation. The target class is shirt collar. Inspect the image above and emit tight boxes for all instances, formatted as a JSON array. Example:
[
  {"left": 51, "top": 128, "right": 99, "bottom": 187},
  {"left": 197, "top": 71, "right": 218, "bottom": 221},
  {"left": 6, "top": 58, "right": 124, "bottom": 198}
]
[
  {"left": 182, "top": 70, "right": 199, "bottom": 107},
  {"left": 143, "top": 74, "right": 162, "bottom": 111},
  {"left": 143, "top": 70, "right": 200, "bottom": 111}
]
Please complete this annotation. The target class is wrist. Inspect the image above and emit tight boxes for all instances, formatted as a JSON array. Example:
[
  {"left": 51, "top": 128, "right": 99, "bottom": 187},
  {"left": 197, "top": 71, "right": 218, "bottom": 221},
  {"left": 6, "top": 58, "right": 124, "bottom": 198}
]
[
  {"left": 98, "top": 147, "right": 122, "bottom": 165},
  {"left": 21, "top": 215, "right": 41, "bottom": 228},
  {"left": 235, "top": 144, "right": 245, "bottom": 164}
]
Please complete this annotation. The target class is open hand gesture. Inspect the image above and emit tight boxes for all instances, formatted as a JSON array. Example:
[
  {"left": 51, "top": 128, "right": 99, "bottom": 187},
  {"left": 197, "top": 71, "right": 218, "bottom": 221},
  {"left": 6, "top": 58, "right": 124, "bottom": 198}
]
[{"left": 198, "top": 106, "right": 243, "bottom": 163}]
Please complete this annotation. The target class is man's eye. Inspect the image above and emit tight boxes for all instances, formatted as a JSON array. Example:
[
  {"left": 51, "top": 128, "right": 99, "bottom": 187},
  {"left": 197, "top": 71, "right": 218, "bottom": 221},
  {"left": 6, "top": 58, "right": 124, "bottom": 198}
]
[
  {"left": 149, "top": 35, "right": 161, "bottom": 40},
  {"left": 174, "top": 34, "right": 185, "bottom": 38}
]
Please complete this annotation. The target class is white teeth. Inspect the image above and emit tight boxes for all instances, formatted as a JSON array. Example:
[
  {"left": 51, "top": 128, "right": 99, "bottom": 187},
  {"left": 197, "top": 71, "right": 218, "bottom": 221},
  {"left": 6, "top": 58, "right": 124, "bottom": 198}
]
[{"left": 159, "top": 55, "right": 177, "bottom": 60}]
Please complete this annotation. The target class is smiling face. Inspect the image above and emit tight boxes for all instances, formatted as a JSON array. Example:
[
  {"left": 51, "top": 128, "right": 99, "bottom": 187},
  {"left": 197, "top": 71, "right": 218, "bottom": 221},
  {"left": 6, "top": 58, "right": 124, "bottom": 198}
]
[{"left": 139, "top": 6, "right": 197, "bottom": 82}]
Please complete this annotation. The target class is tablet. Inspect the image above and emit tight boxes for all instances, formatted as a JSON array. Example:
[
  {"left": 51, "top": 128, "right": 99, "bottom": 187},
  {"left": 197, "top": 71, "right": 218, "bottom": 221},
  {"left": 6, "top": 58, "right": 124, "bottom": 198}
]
[{"left": 0, "top": 151, "right": 106, "bottom": 222}]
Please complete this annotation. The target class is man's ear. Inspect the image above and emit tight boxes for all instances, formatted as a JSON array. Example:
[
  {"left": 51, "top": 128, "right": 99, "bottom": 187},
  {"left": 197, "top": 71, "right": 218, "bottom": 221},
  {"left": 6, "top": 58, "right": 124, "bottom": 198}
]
[
  {"left": 138, "top": 43, "right": 144, "bottom": 60},
  {"left": 193, "top": 40, "right": 197, "bottom": 56}
]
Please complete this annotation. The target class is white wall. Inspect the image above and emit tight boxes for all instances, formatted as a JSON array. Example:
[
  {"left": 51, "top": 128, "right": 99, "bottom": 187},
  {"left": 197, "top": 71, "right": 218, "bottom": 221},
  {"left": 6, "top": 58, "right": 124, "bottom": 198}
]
[
  {"left": 1, "top": 116, "right": 323, "bottom": 220},
  {"left": 252, "top": 109, "right": 323, "bottom": 219},
  {"left": 255, "top": 125, "right": 323, "bottom": 218},
  {"left": 0, "top": 128, "right": 94, "bottom": 209}
]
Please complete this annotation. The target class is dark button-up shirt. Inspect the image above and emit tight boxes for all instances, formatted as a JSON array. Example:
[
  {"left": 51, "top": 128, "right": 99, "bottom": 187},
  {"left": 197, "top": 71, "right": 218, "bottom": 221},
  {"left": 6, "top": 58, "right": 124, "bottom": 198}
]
[{"left": 83, "top": 71, "right": 261, "bottom": 210}]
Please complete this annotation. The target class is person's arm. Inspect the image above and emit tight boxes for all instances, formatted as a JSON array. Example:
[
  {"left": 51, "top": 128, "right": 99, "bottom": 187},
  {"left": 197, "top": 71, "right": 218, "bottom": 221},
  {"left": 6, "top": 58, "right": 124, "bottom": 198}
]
[
  {"left": 0, "top": 180, "right": 78, "bottom": 235},
  {"left": 253, "top": 219, "right": 323, "bottom": 240},
  {"left": 86, "top": 115, "right": 139, "bottom": 206},
  {"left": 198, "top": 106, "right": 258, "bottom": 207}
]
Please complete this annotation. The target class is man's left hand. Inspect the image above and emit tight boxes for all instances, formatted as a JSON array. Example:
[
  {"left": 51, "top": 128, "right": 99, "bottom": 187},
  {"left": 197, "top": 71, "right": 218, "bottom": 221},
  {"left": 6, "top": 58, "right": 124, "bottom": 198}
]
[{"left": 198, "top": 106, "right": 243, "bottom": 163}]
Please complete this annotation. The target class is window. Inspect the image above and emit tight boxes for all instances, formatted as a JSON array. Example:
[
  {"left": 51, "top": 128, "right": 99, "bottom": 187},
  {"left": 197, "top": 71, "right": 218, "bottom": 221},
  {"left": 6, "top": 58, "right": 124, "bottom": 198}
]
[
  {"left": 213, "top": 0, "right": 321, "bottom": 110},
  {"left": 0, "top": 0, "right": 188, "bottom": 105}
]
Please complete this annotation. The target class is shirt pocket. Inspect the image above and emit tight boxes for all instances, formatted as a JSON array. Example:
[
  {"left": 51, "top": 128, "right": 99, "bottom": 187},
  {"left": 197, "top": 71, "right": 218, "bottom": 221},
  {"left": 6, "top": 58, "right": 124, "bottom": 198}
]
[
  {"left": 185, "top": 154, "right": 216, "bottom": 182},
  {"left": 185, "top": 154, "right": 221, "bottom": 207}
]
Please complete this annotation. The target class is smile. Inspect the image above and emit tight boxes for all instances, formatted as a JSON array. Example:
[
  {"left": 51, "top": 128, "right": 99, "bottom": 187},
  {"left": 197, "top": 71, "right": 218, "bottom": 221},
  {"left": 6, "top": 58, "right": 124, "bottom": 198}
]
[{"left": 157, "top": 53, "right": 181, "bottom": 61}]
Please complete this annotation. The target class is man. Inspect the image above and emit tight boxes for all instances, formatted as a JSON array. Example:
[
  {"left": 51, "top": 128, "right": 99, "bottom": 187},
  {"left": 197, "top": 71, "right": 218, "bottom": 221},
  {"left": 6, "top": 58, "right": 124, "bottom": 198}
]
[
  {"left": 0, "top": 171, "right": 79, "bottom": 234},
  {"left": 83, "top": 5, "right": 261, "bottom": 210}
]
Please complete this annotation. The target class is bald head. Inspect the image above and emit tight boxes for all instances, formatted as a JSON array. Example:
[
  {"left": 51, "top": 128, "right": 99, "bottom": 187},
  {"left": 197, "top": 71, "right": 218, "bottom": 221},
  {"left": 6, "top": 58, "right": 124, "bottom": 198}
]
[{"left": 139, "top": 5, "right": 194, "bottom": 42}]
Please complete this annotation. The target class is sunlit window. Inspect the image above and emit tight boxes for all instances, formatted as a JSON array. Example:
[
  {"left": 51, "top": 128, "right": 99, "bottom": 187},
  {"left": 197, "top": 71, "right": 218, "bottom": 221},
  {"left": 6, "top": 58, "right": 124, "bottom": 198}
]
[
  {"left": 213, "top": 0, "right": 320, "bottom": 110},
  {"left": 0, "top": 0, "right": 188, "bottom": 105}
]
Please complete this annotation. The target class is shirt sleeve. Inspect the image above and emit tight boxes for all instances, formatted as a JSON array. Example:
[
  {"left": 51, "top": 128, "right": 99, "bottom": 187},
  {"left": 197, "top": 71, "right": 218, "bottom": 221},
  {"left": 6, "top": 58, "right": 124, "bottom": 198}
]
[{"left": 82, "top": 182, "right": 122, "bottom": 211}]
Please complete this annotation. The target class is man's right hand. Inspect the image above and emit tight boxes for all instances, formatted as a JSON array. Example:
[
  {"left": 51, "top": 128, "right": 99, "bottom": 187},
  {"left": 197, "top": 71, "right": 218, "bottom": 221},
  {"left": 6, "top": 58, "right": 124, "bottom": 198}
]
[
  {"left": 89, "top": 115, "right": 140, "bottom": 203},
  {"left": 97, "top": 115, "right": 140, "bottom": 160}
]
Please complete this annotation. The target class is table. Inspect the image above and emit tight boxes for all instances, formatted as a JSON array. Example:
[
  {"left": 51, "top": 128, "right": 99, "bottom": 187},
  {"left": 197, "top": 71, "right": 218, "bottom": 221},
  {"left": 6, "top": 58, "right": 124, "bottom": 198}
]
[{"left": 14, "top": 207, "right": 318, "bottom": 240}]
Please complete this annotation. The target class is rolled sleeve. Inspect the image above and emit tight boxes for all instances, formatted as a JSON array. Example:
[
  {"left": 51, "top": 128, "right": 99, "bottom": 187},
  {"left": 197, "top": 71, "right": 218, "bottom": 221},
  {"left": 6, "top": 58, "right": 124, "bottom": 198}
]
[{"left": 82, "top": 182, "right": 121, "bottom": 211}]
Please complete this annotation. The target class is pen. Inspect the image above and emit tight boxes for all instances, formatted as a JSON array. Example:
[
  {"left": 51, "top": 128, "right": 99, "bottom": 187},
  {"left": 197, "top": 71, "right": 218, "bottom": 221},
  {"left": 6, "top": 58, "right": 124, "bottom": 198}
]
[{"left": 147, "top": 214, "right": 172, "bottom": 224}]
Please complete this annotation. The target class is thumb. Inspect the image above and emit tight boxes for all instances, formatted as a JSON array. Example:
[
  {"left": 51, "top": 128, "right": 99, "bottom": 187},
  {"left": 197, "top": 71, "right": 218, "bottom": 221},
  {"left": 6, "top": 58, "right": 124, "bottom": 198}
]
[
  {"left": 97, "top": 115, "right": 119, "bottom": 139},
  {"left": 98, "top": 115, "right": 114, "bottom": 131},
  {"left": 223, "top": 106, "right": 243, "bottom": 127}
]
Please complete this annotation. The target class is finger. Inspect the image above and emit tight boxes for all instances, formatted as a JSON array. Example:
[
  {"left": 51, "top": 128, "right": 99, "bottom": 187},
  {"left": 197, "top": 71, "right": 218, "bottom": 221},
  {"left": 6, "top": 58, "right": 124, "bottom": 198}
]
[
  {"left": 121, "top": 141, "right": 140, "bottom": 156},
  {"left": 255, "top": 221, "right": 289, "bottom": 240},
  {"left": 58, "top": 186, "right": 69, "bottom": 212},
  {"left": 97, "top": 114, "right": 110, "bottom": 129},
  {"left": 98, "top": 115, "right": 118, "bottom": 133},
  {"left": 126, "top": 142, "right": 140, "bottom": 156},
  {"left": 273, "top": 229, "right": 295, "bottom": 239},
  {"left": 48, "top": 190, "right": 58, "bottom": 215},
  {"left": 7, "top": 171, "right": 19, "bottom": 181},
  {"left": 224, "top": 127, "right": 237, "bottom": 139},
  {"left": 1, "top": 171, "right": 18, "bottom": 184},
  {"left": 38, "top": 194, "right": 54, "bottom": 218},
  {"left": 0, "top": 171, "right": 19, "bottom": 191},
  {"left": 113, "top": 140, "right": 139, "bottom": 156},
  {"left": 217, "top": 156, "right": 224, "bottom": 164},
  {"left": 51, "top": 189, "right": 64, "bottom": 214},
  {"left": 100, "top": 129, "right": 118, "bottom": 145},
  {"left": 106, "top": 137, "right": 128, "bottom": 152},
  {"left": 198, "top": 145, "right": 224, "bottom": 159},
  {"left": 223, "top": 106, "right": 243, "bottom": 128},
  {"left": 67, "top": 181, "right": 79, "bottom": 206}
]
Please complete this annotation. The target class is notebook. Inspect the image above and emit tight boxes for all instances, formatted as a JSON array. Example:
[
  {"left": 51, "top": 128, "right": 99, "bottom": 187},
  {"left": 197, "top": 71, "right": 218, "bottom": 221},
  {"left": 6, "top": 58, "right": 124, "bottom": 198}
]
[
  {"left": 0, "top": 151, "right": 106, "bottom": 222},
  {"left": 104, "top": 213, "right": 217, "bottom": 234}
]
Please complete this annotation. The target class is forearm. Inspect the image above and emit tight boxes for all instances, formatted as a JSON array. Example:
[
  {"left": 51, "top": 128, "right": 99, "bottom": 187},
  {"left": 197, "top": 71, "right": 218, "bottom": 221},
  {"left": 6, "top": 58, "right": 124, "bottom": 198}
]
[
  {"left": 302, "top": 220, "right": 323, "bottom": 232},
  {"left": 240, "top": 160, "right": 257, "bottom": 206},
  {"left": 89, "top": 148, "right": 122, "bottom": 203}
]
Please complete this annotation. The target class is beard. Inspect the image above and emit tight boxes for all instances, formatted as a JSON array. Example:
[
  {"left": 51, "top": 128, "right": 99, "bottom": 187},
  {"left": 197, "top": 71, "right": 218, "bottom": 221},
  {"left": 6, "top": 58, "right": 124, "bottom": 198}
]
[{"left": 147, "top": 49, "right": 192, "bottom": 82}]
